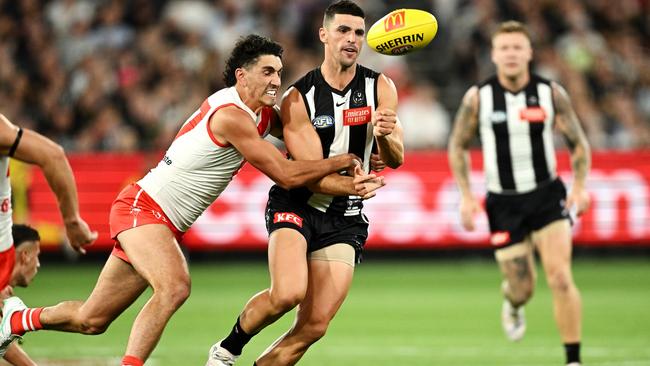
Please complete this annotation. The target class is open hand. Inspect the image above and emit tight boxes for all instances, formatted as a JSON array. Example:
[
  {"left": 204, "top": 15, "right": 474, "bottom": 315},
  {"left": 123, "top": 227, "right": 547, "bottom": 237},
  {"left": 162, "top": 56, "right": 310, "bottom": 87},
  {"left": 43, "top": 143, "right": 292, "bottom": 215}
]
[
  {"left": 65, "top": 217, "right": 98, "bottom": 254},
  {"left": 565, "top": 186, "right": 590, "bottom": 216},
  {"left": 353, "top": 165, "right": 385, "bottom": 199},
  {"left": 460, "top": 195, "right": 483, "bottom": 231}
]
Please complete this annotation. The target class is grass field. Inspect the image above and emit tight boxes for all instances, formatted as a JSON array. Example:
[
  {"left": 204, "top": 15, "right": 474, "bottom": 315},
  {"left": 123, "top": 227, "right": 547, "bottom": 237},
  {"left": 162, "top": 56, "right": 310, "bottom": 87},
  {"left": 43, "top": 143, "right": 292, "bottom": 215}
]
[{"left": 4, "top": 257, "right": 650, "bottom": 366}]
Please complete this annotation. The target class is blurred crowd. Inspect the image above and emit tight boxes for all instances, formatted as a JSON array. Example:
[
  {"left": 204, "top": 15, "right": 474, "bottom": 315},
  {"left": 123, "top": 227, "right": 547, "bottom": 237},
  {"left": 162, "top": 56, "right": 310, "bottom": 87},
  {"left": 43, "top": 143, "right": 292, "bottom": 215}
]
[{"left": 0, "top": 0, "right": 648, "bottom": 152}]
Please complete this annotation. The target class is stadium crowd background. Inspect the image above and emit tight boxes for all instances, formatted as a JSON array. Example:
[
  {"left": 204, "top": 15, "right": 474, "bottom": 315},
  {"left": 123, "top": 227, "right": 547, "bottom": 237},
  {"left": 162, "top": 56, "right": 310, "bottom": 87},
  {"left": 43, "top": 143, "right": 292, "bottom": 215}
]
[{"left": 0, "top": 0, "right": 648, "bottom": 153}]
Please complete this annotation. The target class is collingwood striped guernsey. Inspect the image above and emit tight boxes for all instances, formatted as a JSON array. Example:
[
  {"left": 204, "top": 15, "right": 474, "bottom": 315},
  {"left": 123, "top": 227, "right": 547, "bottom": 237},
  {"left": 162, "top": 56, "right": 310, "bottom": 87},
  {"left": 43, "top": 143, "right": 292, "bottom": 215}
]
[
  {"left": 286, "top": 64, "right": 379, "bottom": 216},
  {"left": 478, "top": 74, "right": 557, "bottom": 194}
]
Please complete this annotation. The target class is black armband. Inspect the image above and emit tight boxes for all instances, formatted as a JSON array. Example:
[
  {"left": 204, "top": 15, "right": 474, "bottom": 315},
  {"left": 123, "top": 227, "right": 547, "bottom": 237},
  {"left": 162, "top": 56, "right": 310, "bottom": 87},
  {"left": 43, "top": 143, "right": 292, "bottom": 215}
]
[{"left": 8, "top": 128, "right": 23, "bottom": 157}]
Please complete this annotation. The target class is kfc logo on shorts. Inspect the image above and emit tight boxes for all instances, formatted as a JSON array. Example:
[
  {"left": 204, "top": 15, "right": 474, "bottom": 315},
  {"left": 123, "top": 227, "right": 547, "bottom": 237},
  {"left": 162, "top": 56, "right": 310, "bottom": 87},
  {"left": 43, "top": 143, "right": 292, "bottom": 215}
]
[
  {"left": 274, "top": 212, "right": 303, "bottom": 228},
  {"left": 490, "top": 231, "right": 511, "bottom": 246}
]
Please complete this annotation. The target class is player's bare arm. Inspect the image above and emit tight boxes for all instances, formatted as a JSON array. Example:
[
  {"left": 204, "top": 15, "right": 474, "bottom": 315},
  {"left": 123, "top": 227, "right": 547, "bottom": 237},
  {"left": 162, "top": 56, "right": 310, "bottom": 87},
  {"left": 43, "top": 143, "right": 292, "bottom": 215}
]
[
  {"left": 369, "top": 153, "right": 386, "bottom": 172},
  {"left": 281, "top": 87, "right": 384, "bottom": 199},
  {"left": 373, "top": 74, "right": 404, "bottom": 168},
  {"left": 0, "top": 114, "right": 97, "bottom": 253},
  {"left": 212, "top": 106, "right": 359, "bottom": 190},
  {"left": 3, "top": 342, "right": 37, "bottom": 366},
  {"left": 448, "top": 86, "right": 482, "bottom": 231},
  {"left": 267, "top": 105, "right": 283, "bottom": 139},
  {"left": 552, "top": 82, "right": 592, "bottom": 215}
]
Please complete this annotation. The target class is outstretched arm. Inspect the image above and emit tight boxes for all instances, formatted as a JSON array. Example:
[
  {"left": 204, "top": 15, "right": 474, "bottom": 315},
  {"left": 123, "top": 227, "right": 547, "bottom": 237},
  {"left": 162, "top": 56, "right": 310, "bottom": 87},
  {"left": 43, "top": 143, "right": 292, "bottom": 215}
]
[
  {"left": 281, "top": 88, "right": 384, "bottom": 198},
  {"left": 3, "top": 343, "right": 37, "bottom": 366},
  {"left": 0, "top": 114, "right": 97, "bottom": 253},
  {"left": 373, "top": 74, "right": 404, "bottom": 168},
  {"left": 447, "top": 87, "right": 481, "bottom": 231},
  {"left": 552, "top": 82, "right": 591, "bottom": 215},
  {"left": 211, "top": 106, "right": 360, "bottom": 190}
]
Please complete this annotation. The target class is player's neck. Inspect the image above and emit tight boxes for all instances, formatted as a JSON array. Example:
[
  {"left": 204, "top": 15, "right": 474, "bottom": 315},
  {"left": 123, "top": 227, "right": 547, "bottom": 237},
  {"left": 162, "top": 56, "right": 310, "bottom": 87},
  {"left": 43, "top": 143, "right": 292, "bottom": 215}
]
[
  {"left": 497, "top": 72, "right": 529, "bottom": 93},
  {"left": 234, "top": 85, "right": 262, "bottom": 112},
  {"left": 9, "top": 268, "right": 19, "bottom": 287},
  {"left": 320, "top": 58, "right": 356, "bottom": 90}
]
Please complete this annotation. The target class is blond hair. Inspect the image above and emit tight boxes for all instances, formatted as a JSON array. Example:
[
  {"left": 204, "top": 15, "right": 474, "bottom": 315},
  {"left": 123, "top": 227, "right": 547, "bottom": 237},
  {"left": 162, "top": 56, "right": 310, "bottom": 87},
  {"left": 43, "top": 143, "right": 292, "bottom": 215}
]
[{"left": 492, "top": 20, "right": 532, "bottom": 43}]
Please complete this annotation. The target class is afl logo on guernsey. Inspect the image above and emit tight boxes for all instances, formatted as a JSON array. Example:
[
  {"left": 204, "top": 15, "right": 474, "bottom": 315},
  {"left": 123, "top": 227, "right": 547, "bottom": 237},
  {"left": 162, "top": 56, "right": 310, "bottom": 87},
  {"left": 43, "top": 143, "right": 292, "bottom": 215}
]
[
  {"left": 490, "top": 111, "right": 507, "bottom": 124},
  {"left": 312, "top": 115, "right": 334, "bottom": 129}
]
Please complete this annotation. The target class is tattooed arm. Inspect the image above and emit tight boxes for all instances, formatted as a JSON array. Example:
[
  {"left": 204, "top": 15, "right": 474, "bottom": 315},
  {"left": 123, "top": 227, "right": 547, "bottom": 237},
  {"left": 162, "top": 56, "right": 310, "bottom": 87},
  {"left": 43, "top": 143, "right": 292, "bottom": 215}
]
[
  {"left": 448, "top": 87, "right": 481, "bottom": 231},
  {"left": 552, "top": 82, "right": 591, "bottom": 215}
]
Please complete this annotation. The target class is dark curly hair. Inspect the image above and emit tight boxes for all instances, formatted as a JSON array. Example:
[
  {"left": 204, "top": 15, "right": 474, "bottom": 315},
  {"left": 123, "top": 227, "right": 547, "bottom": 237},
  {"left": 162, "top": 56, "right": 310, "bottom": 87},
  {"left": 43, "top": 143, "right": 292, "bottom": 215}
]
[{"left": 223, "top": 34, "right": 283, "bottom": 87}]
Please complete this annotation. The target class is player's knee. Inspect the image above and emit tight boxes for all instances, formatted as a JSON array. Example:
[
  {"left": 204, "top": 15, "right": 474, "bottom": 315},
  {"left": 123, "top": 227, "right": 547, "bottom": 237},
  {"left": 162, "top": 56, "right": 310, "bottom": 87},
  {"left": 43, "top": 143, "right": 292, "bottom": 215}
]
[
  {"left": 508, "top": 283, "right": 534, "bottom": 306},
  {"left": 269, "top": 288, "right": 304, "bottom": 314},
  {"left": 162, "top": 279, "right": 191, "bottom": 309},
  {"left": 152, "top": 274, "right": 191, "bottom": 310},
  {"left": 300, "top": 321, "right": 329, "bottom": 344},
  {"left": 546, "top": 270, "right": 573, "bottom": 294},
  {"left": 77, "top": 315, "right": 111, "bottom": 335}
]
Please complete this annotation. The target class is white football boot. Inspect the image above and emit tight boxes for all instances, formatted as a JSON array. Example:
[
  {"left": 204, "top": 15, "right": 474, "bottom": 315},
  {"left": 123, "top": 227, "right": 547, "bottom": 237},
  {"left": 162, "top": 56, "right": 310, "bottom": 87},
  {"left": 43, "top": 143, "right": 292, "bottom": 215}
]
[
  {"left": 205, "top": 341, "right": 239, "bottom": 366},
  {"left": 501, "top": 300, "right": 526, "bottom": 341},
  {"left": 566, "top": 363, "right": 581, "bottom": 366},
  {"left": 0, "top": 296, "right": 27, "bottom": 357}
]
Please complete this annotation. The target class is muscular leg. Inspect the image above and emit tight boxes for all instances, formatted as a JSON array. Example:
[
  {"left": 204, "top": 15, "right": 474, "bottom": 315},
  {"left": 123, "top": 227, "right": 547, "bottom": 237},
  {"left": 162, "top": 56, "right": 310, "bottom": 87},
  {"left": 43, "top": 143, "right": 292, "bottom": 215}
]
[
  {"left": 496, "top": 240, "right": 537, "bottom": 307},
  {"left": 238, "top": 228, "right": 308, "bottom": 335},
  {"left": 533, "top": 220, "right": 581, "bottom": 343},
  {"left": 39, "top": 254, "right": 147, "bottom": 334},
  {"left": 118, "top": 224, "right": 191, "bottom": 361},
  {"left": 256, "top": 244, "right": 355, "bottom": 366}
]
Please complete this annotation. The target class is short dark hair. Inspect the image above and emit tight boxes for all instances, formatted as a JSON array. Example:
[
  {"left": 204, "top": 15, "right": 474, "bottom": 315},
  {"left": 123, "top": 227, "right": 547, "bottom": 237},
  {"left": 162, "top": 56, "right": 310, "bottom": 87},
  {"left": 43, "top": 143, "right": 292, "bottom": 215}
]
[
  {"left": 13, "top": 224, "right": 40, "bottom": 248},
  {"left": 223, "top": 34, "right": 283, "bottom": 87},
  {"left": 324, "top": 0, "right": 365, "bottom": 26}
]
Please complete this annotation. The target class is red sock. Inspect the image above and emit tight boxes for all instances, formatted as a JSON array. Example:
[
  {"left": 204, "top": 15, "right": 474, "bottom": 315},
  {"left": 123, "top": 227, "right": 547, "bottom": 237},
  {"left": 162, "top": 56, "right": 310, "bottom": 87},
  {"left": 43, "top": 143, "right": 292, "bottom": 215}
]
[
  {"left": 9, "top": 307, "right": 43, "bottom": 336},
  {"left": 121, "top": 355, "right": 144, "bottom": 366}
]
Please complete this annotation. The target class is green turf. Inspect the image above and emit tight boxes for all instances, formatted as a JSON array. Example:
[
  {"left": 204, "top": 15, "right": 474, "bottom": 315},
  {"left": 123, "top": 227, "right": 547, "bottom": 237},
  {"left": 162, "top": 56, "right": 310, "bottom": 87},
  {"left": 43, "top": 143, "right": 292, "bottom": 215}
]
[{"left": 7, "top": 258, "right": 650, "bottom": 366}]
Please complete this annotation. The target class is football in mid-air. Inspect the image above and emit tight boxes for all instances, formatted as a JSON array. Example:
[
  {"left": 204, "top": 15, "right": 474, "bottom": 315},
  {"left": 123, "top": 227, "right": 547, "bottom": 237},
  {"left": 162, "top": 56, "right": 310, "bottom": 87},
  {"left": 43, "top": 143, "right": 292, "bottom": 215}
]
[{"left": 366, "top": 9, "right": 438, "bottom": 56}]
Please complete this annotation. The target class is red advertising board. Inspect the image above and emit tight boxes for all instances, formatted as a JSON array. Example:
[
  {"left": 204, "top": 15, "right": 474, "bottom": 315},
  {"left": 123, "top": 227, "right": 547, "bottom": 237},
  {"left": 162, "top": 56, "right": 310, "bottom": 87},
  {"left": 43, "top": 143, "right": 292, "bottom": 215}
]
[{"left": 23, "top": 151, "right": 650, "bottom": 251}]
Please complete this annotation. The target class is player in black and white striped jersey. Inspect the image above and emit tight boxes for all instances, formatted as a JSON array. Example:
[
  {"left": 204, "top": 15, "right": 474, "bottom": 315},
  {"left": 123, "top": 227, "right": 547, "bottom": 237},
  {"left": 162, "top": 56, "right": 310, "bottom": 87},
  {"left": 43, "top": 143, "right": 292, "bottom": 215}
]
[
  {"left": 205, "top": 2, "right": 402, "bottom": 366},
  {"left": 448, "top": 21, "right": 591, "bottom": 366}
]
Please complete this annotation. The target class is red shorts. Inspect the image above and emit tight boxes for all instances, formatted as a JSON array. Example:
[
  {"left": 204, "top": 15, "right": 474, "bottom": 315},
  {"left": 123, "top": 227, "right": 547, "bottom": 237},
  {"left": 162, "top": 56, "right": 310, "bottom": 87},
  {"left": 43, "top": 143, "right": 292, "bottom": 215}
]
[
  {"left": 109, "top": 183, "right": 184, "bottom": 263},
  {"left": 0, "top": 246, "right": 15, "bottom": 290}
]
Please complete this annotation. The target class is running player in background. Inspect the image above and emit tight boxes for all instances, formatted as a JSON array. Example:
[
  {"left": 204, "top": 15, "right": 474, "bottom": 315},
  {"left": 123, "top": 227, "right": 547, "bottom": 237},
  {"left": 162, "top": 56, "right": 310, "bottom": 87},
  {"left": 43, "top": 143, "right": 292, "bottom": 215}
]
[
  {"left": 1, "top": 224, "right": 41, "bottom": 366},
  {"left": 0, "top": 113, "right": 97, "bottom": 262},
  {"left": 0, "top": 111, "right": 97, "bottom": 361},
  {"left": 206, "top": 1, "right": 402, "bottom": 365},
  {"left": 0, "top": 34, "right": 375, "bottom": 366},
  {"left": 448, "top": 21, "right": 590, "bottom": 366}
]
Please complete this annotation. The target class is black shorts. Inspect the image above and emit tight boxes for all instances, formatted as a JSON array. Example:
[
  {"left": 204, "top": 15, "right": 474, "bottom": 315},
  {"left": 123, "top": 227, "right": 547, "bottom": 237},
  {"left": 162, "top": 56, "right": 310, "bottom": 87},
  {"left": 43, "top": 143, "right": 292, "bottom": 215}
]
[
  {"left": 485, "top": 178, "right": 570, "bottom": 248},
  {"left": 265, "top": 187, "right": 369, "bottom": 262}
]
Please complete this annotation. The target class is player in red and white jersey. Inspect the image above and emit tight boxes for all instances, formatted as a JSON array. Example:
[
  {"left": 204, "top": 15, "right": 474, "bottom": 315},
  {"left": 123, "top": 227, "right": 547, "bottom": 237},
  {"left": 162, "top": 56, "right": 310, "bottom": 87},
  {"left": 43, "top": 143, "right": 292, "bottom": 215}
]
[
  {"left": 0, "top": 112, "right": 97, "bottom": 364},
  {"left": 137, "top": 86, "right": 276, "bottom": 232},
  {"left": 1, "top": 35, "right": 382, "bottom": 366}
]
